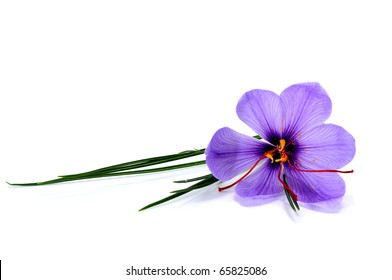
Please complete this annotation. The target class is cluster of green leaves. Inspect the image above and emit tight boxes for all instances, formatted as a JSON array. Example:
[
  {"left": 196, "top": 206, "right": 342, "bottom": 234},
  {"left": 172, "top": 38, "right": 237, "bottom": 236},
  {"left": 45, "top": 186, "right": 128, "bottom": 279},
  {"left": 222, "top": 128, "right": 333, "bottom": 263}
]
[
  {"left": 139, "top": 174, "right": 219, "bottom": 211},
  {"left": 8, "top": 148, "right": 220, "bottom": 210},
  {"left": 8, "top": 149, "right": 207, "bottom": 186}
]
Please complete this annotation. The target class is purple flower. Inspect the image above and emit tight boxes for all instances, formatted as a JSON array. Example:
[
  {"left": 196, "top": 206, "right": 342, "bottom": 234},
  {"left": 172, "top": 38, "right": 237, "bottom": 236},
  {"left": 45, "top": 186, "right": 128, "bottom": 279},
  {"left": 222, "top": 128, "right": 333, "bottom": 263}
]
[{"left": 205, "top": 82, "right": 355, "bottom": 209}]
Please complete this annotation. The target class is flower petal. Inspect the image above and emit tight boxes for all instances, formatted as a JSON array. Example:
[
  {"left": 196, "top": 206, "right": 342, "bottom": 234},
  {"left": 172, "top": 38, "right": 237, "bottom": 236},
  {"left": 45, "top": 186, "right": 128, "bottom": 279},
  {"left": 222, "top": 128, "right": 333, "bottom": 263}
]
[
  {"left": 236, "top": 89, "right": 282, "bottom": 142},
  {"left": 281, "top": 82, "right": 332, "bottom": 139},
  {"left": 292, "top": 124, "right": 356, "bottom": 170},
  {"left": 284, "top": 167, "right": 345, "bottom": 203},
  {"left": 205, "top": 127, "right": 267, "bottom": 181},
  {"left": 235, "top": 161, "right": 282, "bottom": 198}
]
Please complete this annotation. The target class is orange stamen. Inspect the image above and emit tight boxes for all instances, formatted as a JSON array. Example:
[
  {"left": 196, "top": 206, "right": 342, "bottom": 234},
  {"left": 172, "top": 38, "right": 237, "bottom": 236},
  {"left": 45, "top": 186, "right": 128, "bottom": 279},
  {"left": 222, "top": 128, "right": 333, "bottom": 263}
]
[{"left": 278, "top": 139, "right": 286, "bottom": 152}]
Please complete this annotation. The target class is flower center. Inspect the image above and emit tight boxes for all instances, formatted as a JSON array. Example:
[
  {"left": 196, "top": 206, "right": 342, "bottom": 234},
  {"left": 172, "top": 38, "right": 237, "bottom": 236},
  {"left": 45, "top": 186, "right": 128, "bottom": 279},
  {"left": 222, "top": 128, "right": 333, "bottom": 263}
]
[
  {"left": 262, "top": 138, "right": 298, "bottom": 201},
  {"left": 265, "top": 139, "right": 289, "bottom": 164}
]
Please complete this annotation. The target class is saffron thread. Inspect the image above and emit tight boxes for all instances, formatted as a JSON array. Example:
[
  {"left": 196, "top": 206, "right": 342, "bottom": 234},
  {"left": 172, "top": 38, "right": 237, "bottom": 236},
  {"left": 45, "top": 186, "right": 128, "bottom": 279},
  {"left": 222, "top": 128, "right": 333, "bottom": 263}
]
[
  {"left": 218, "top": 155, "right": 266, "bottom": 192},
  {"left": 288, "top": 160, "right": 353, "bottom": 174},
  {"left": 278, "top": 163, "right": 298, "bottom": 201}
]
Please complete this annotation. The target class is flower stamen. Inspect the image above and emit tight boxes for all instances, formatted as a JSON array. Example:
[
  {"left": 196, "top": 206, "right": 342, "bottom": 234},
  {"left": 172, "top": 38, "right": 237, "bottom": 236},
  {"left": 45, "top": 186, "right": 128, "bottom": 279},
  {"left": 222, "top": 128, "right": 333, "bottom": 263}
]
[
  {"left": 265, "top": 151, "right": 275, "bottom": 163},
  {"left": 275, "top": 152, "right": 288, "bottom": 163},
  {"left": 278, "top": 139, "right": 286, "bottom": 152}
]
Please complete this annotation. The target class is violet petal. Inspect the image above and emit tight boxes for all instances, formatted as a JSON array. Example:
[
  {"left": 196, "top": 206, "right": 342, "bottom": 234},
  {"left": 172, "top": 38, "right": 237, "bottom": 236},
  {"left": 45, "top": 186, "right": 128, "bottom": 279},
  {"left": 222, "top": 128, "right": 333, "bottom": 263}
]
[
  {"left": 284, "top": 167, "right": 345, "bottom": 203},
  {"left": 236, "top": 89, "right": 282, "bottom": 142},
  {"left": 205, "top": 127, "right": 267, "bottom": 181},
  {"left": 235, "top": 161, "right": 282, "bottom": 198},
  {"left": 281, "top": 82, "right": 332, "bottom": 139},
  {"left": 293, "top": 124, "right": 356, "bottom": 170}
]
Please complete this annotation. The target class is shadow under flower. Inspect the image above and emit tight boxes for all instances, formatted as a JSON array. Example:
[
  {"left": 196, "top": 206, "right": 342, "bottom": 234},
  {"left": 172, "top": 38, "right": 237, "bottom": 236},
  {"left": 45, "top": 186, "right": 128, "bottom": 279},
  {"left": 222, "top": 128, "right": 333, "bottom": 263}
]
[
  {"left": 234, "top": 193, "right": 281, "bottom": 207},
  {"left": 301, "top": 195, "right": 354, "bottom": 213},
  {"left": 234, "top": 191, "right": 354, "bottom": 215}
]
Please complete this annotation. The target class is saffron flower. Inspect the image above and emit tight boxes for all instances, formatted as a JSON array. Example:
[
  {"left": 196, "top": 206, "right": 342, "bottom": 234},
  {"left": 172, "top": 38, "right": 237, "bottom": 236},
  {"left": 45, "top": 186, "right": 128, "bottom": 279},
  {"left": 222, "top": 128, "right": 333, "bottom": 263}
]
[
  {"left": 205, "top": 82, "right": 355, "bottom": 210},
  {"left": 9, "top": 82, "right": 355, "bottom": 212}
]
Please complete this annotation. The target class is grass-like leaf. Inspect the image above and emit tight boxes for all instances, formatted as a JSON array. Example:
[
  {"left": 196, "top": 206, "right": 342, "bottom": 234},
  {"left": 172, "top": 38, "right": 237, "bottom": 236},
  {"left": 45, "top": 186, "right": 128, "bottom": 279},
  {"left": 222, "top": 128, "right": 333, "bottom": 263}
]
[
  {"left": 283, "top": 174, "right": 300, "bottom": 212},
  {"left": 139, "top": 174, "right": 219, "bottom": 211},
  {"left": 8, "top": 160, "right": 206, "bottom": 186},
  {"left": 58, "top": 149, "right": 205, "bottom": 178}
]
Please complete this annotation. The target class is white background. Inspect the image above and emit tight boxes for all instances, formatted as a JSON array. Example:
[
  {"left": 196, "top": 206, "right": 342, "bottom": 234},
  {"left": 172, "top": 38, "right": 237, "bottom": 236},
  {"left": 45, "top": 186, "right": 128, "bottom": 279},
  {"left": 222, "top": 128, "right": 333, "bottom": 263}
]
[{"left": 1, "top": 1, "right": 391, "bottom": 279}]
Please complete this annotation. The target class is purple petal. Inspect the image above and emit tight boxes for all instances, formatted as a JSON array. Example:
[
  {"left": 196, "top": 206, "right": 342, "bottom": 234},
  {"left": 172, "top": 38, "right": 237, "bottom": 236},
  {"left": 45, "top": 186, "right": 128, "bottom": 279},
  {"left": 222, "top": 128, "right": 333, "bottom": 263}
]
[
  {"left": 284, "top": 167, "right": 345, "bottom": 203},
  {"left": 292, "top": 124, "right": 356, "bottom": 170},
  {"left": 235, "top": 161, "right": 282, "bottom": 198},
  {"left": 281, "top": 83, "right": 332, "bottom": 138},
  {"left": 236, "top": 89, "right": 282, "bottom": 142},
  {"left": 205, "top": 127, "right": 267, "bottom": 181}
]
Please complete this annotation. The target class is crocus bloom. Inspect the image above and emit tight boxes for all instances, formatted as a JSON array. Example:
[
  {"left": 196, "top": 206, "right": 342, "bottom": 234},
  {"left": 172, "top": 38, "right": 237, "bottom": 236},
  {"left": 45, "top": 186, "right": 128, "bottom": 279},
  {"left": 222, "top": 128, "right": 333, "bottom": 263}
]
[{"left": 205, "top": 82, "right": 355, "bottom": 209}]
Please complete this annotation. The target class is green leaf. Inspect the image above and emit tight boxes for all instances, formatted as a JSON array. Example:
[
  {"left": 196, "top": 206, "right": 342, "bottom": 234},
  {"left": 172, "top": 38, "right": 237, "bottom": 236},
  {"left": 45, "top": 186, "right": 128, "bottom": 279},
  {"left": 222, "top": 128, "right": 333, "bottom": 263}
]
[
  {"left": 283, "top": 174, "right": 300, "bottom": 212},
  {"left": 173, "top": 174, "right": 212, "bottom": 183},
  {"left": 171, "top": 174, "right": 218, "bottom": 193},
  {"left": 8, "top": 160, "right": 207, "bottom": 186},
  {"left": 59, "top": 149, "right": 206, "bottom": 178},
  {"left": 139, "top": 174, "right": 219, "bottom": 211},
  {"left": 138, "top": 192, "right": 188, "bottom": 212}
]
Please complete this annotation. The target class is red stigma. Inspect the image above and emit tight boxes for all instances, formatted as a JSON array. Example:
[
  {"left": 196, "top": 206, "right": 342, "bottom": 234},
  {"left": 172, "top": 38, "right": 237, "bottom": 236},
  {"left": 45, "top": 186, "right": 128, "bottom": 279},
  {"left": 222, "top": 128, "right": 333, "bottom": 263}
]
[
  {"left": 277, "top": 163, "right": 298, "bottom": 201},
  {"left": 287, "top": 160, "right": 353, "bottom": 174},
  {"left": 218, "top": 155, "right": 266, "bottom": 192}
]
